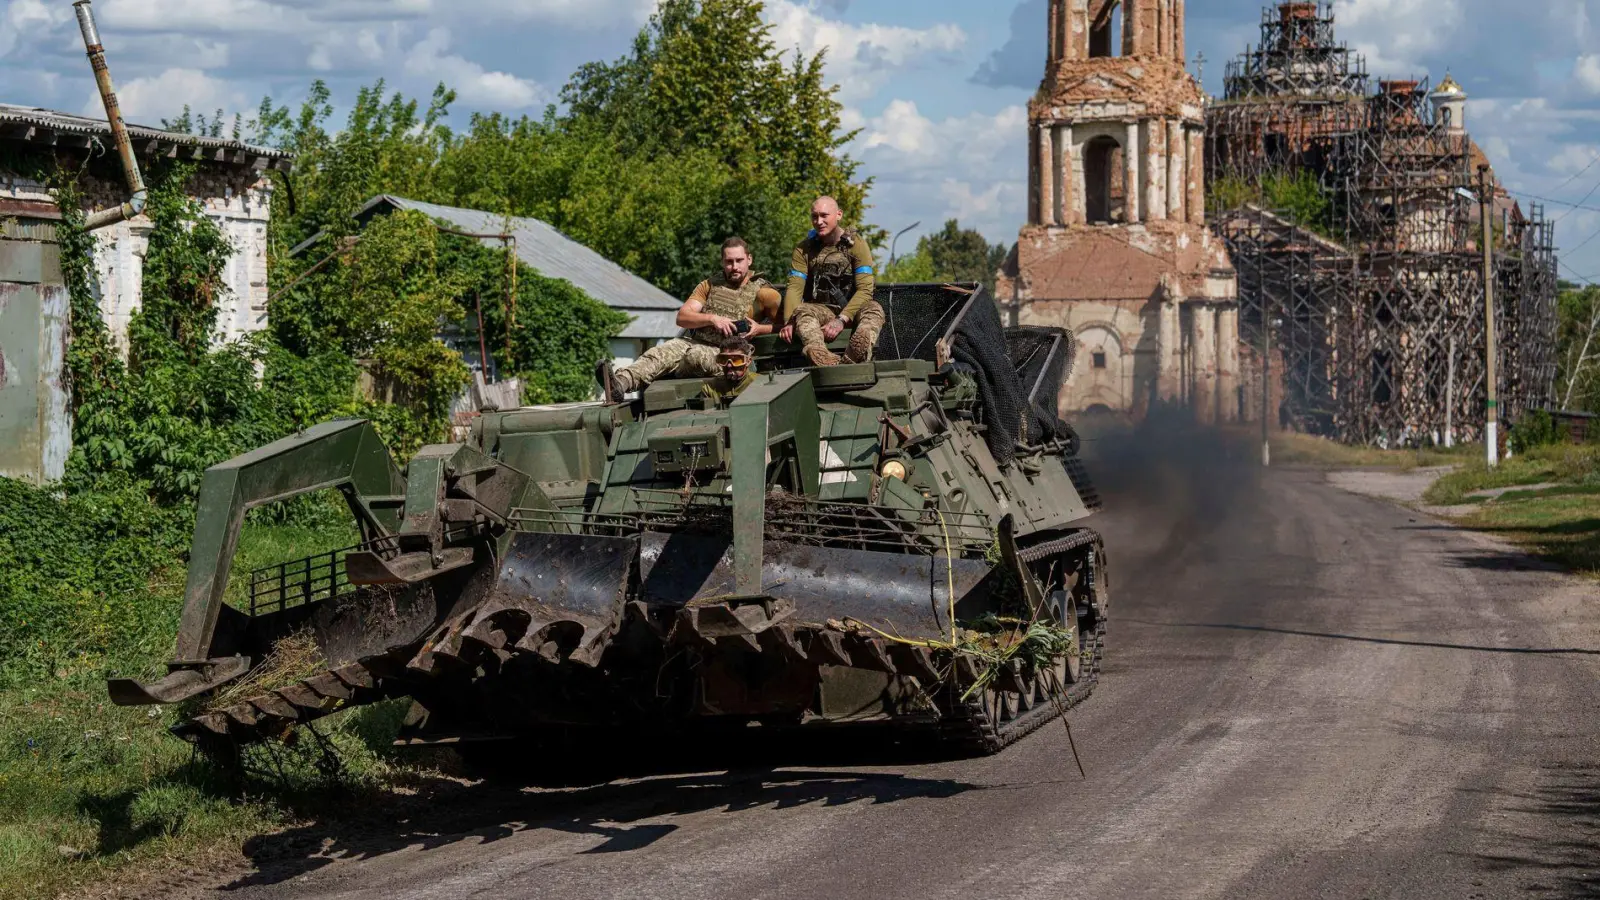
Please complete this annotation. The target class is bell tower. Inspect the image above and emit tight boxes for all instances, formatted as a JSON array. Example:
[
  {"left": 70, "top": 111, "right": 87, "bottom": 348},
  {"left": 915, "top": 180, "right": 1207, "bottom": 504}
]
[
  {"left": 1002, "top": 0, "right": 1239, "bottom": 425},
  {"left": 1030, "top": 0, "right": 1205, "bottom": 228}
]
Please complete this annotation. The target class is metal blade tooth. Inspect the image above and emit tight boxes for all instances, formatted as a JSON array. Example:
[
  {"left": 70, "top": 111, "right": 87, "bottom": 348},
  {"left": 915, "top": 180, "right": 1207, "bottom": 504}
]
[
  {"left": 670, "top": 608, "right": 715, "bottom": 649},
  {"left": 889, "top": 644, "right": 941, "bottom": 684},
  {"left": 568, "top": 627, "right": 609, "bottom": 668},
  {"left": 845, "top": 634, "right": 896, "bottom": 674},
  {"left": 810, "top": 630, "right": 854, "bottom": 668},
  {"left": 187, "top": 713, "right": 231, "bottom": 736},
  {"left": 304, "top": 672, "right": 354, "bottom": 701},
  {"left": 953, "top": 654, "right": 984, "bottom": 685},
  {"left": 278, "top": 683, "right": 331, "bottom": 714},
  {"left": 759, "top": 625, "right": 808, "bottom": 663},
  {"left": 333, "top": 664, "right": 376, "bottom": 690},
  {"left": 249, "top": 693, "right": 297, "bottom": 720}
]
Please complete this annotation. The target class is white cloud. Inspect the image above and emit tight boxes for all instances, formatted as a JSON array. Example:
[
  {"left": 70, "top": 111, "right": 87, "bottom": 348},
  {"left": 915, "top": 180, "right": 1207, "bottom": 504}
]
[
  {"left": 0, "top": 0, "right": 71, "bottom": 58},
  {"left": 1331, "top": 0, "right": 1462, "bottom": 76},
  {"left": 1575, "top": 54, "right": 1600, "bottom": 94},
  {"left": 103, "top": 67, "right": 250, "bottom": 121},
  {"left": 765, "top": 0, "right": 966, "bottom": 101},
  {"left": 466, "top": 0, "right": 656, "bottom": 27},
  {"left": 405, "top": 28, "right": 546, "bottom": 109},
  {"left": 853, "top": 99, "right": 1029, "bottom": 243},
  {"left": 95, "top": 0, "right": 434, "bottom": 34}
]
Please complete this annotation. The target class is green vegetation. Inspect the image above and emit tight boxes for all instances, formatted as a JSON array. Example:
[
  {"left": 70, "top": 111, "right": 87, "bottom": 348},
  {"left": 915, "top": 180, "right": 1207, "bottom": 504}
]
[
  {"left": 0, "top": 2, "right": 876, "bottom": 894},
  {"left": 1206, "top": 170, "right": 1336, "bottom": 238},
  {"left": 1422, "top": 444, "right": 1600, "bottom": 576},
  {"left": 882, "top": 219, "right": 1010, "bottom": 298},
  {"left": 1423, "top": 443, "right": 1599, "bottom": 506},
  {"left": 1261, "top": 431, "right": 1468, "bottom": 470},
  {"left": 1557, "top": 282, "right": 1600, "bottom": 413}
]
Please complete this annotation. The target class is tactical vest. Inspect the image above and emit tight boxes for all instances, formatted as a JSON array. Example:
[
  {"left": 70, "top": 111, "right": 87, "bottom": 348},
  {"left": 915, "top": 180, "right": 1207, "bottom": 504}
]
[
  {"left": 692, "top": 275, "right": 764, "bottom": 345},
  {"left": 807, "top": 231, "right": 859, "bottom": 309}
]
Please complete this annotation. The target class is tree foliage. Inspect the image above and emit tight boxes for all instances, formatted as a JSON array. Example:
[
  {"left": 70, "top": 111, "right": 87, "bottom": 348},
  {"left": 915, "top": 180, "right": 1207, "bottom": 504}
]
[
  {"left": 1558, "top": 283, "right": 1600, "bottom": 413},
  {"left": 254, "top": 0, "right": 874, "bottom": 301},
  {"left": 882, "top": 220, "right": 1008, "bottom": 297}
]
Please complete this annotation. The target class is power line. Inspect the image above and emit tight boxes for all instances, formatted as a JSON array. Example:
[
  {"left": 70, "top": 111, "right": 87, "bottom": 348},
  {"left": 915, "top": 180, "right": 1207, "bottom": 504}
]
[
  {"left": 1500, "top": 188, "right": 1600, "bottom": 216},
  {"left": 1549, "top": 150, "right": 1600, "bottom": 194}
]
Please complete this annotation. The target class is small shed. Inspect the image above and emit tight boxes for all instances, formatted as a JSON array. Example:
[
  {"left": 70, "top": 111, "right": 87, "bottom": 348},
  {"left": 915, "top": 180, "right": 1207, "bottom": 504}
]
[
  {"left": 0, "top": 103, "right": 291, "bottom": 485},
  {"left": 0, "top": 103, "right": 293, "bottom": 348},
  {"left": 348, "top": 195, "right": 683, "bottom": 370}
]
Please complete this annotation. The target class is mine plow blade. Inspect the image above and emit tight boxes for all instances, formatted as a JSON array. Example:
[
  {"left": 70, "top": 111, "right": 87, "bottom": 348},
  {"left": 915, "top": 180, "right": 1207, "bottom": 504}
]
[
  {"left": 108, "top": 656, "right": 251, "bottom": 707},
  {"left": 481, "top": 531, "right": 637, "bottom": 667},
  {"left": 638, "top": 533, "right": 997, "bottom": 640}
]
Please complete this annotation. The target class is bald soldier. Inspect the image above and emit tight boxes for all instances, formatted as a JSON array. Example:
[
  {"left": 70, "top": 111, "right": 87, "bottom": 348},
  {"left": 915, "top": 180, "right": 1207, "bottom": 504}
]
[
  {"left": 597, "top": 237, "right": 780, "bottom": 401},
  {"left": 779, "top": 196, "right": 885, "bottom": 367}
]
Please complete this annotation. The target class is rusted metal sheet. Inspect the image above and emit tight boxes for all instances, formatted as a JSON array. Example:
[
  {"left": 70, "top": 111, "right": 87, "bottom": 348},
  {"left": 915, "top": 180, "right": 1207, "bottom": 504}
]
[{"left": 0, "top": 241, "right": 69, "bottom": 486}]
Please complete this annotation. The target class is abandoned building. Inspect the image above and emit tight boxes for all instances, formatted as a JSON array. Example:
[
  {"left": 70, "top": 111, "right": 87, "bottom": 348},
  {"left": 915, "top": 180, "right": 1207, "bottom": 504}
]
[
  {"left": 998, "top": 0, "right": 1243, "bottom": 424},
  {"left": 0, "top": 104, "right": 291, "bottom": 484},
  {"left": 1207, "top": 2, "right": 1559, "bottom": 444}
]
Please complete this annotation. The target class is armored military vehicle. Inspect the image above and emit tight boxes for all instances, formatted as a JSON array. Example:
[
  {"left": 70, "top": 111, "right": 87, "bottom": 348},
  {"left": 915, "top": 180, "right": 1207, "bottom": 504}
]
[{"left": 108, "top": 283, "right": 1106, "bottom": 757}]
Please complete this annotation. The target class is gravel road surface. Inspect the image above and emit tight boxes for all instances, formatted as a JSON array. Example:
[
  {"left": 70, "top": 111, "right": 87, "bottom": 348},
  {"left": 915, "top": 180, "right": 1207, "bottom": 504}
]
[{"left": 194, "top": 439, "right": 1600, "bottom": 900}]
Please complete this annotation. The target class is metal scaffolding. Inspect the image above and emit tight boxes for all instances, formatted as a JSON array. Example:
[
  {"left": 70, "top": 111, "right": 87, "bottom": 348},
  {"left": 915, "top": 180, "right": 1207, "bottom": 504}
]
[{"left": 1207, "top": 3, "right": 1559, "bottom": 446}]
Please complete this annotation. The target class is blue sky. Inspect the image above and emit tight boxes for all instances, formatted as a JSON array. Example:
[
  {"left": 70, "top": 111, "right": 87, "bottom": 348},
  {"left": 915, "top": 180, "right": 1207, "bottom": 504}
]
[{"left": 5, "top": 0, "right": 1600, "bottom": 280}]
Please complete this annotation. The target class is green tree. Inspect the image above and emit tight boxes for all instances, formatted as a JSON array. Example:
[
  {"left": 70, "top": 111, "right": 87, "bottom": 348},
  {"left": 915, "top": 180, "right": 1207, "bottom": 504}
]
[
  {"left": 882, "top": 220, "right": 1007, "bottom": 297},
  {"left": 1558, "top": 283, "right": 1600, "bottom": 412}
]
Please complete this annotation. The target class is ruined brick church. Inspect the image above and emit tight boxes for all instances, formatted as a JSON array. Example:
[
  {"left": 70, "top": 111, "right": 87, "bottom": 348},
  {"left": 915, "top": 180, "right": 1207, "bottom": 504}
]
[{"left": 997, "top": 0, "right": 1241, "bottom": 423}]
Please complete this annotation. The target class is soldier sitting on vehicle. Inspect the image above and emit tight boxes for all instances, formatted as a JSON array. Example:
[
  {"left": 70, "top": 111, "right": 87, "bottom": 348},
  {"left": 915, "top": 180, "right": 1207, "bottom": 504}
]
[
  {"left": 597, "top": 237, "right": 780, "bottom": 402},
  {"left": 778, "top": 196, "right": 885, "bottom": 367},
  {"left": 701, "top": 339, "right": 759, "bottom": 408}
]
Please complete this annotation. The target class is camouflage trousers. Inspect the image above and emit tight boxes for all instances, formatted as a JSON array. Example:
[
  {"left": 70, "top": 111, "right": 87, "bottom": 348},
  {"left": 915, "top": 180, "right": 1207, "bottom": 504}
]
[
  {"left": 793, "top": 300, "right": 885, "bottom": 366},
  {"left": 614, "top": 338, "right": 721, "bottom": 393}
]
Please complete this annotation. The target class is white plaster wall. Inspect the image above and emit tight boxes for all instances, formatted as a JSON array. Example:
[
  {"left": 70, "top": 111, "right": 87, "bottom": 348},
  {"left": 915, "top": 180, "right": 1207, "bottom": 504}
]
[{"left": 3, "top": 171, "right": 274, "bottom": 350}]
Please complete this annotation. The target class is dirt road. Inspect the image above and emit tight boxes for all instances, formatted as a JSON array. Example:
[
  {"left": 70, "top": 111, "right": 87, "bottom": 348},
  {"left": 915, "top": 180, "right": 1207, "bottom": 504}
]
[{"left": 201, "top": 445, "right": 1600, "bottom": 900}]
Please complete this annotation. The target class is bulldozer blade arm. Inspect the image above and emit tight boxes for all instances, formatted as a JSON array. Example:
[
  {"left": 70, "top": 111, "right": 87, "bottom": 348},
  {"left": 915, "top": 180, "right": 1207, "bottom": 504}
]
[
  {"left": 107, "top": 656, "right": 250, "bottom": 707},
  {"left": 639, "top": 533, "right": 994, "bottom": 640},
  {"left": 484, "top": 532, "right": 637, "bottom": 666},
  {"left": 346, "top": 547, "right": 475, "bottom": 586}
]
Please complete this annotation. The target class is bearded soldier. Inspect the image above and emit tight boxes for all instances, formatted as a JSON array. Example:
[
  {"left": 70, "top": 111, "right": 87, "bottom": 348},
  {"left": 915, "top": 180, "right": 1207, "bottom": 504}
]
[
  {"left": 598, "top": 237, "right": 780, "bottom": 402},
  {"left": 701, "top": 340, "right": 759, "bottom": 408},
  {"left": 779, "top": 196, "right": 885, "bottom": 367}
]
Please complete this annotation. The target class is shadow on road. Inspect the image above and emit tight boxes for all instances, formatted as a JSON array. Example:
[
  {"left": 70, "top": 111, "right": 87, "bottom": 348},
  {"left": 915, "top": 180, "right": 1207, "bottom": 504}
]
[
  {"left": 224, "top": 764, "right": 978, "bottom": 891},
  {"left": 1468, "top": 765, "right": 1600, "bottom": 898},
  {"left": 1121, "top": 619, "right": 1600, "bottom": 656}
]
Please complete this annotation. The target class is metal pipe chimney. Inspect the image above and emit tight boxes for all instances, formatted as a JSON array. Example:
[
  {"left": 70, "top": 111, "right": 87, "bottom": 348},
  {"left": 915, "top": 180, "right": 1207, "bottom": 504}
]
[{"left": 74, "top": 0, "right": 148, "bottom": 232}]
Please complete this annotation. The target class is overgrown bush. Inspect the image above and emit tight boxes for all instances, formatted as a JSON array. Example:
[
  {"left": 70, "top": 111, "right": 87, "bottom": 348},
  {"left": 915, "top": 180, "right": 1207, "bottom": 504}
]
[{"left": 1509, "top": 409, "right": 1562, "bottom": 454}]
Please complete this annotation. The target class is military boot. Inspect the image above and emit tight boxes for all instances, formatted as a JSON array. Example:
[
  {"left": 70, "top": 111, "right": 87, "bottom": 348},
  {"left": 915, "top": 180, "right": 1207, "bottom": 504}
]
[
  {"left": 594, "top": 360, "right": 627, "bottom": 403},
  {"left": 843, "top": 303, "right": 885, "bottom": 364},
  {"left": 797, "top": 315, "right": 841, "bottom": 367}
]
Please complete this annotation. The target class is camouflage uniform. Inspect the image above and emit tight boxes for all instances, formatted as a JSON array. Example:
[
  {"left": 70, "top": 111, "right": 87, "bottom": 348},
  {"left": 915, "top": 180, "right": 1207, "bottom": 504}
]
[
  {"left": 613, "top": 275, "right": 777, "bottom": 394},
  {"left": 783, "top": 229, "right": 884, "bottom": 366}
]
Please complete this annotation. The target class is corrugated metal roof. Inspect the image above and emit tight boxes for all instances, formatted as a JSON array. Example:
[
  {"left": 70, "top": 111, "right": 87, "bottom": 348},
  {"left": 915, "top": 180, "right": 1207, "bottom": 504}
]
[
  {"left": 619, "top": 310, "right": 681, "bottom": 340},
  {"left": 357, "top": 195, "right": 682, "bottom": 338},
  {"left": 0, "top": 103, "right": 292, "bottom": 165}
]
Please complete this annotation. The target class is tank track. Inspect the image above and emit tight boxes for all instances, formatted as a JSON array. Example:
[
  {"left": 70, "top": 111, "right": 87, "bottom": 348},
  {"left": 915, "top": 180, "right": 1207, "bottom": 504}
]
[
  {"left": 935, "top": 588, "right": 1107, "bottom": 756},
  {"left": 178, "top": 534, "right": 1108, "bottom": 761}
]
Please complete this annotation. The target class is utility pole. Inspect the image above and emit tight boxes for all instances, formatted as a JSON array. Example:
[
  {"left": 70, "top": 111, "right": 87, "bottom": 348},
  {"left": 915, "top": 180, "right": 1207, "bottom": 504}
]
[
  {"left": 1262, "top": 310, "right": 1272, "bottom": 467},
  {"left": 1480, "top": 165, "right": 1499, "bottom": 468},
  {"left": 1445, "top": 335, "right": 1456, "bottom": 448}
]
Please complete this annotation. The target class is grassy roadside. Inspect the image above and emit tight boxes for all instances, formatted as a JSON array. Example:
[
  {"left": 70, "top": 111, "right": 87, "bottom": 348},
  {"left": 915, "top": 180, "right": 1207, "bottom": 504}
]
[
  {"left": 0, "top": 509, "right": 439, "bottom": 900},
  {"left": 1264, "top": 430, "right": 1472, "bottom": 470},
  {"left": 1421, "top": 444, "right": 1600, "bottom": 577}
]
